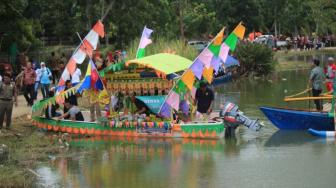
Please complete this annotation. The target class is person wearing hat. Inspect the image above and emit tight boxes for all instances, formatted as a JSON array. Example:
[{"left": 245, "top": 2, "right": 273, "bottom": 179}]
[
  {"left": 308, "top": 59, "right": 325, "bottom": 111},
  {"left": 39, "top": 62, "right": 52, "bottom": 99},
  {"left": 325, "top": 57, "right": 335, "bottom": 92},
  {"left": 194, "top": 81, "right": 214, "bottom": 119}
]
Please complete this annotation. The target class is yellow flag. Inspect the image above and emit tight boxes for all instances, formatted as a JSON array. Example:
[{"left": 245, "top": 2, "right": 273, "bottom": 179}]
[
  {"left": 202, "top": 67, "right": 214, "bottom": 84},
  {"left": 181, "top": 70, "right": 195, "bottom": 90},
  {"left": 213, "top": 28, "right": 225, "bottom": 45},
  {"left": 233, "top": 22, "right": 246, "bottom": 40}
]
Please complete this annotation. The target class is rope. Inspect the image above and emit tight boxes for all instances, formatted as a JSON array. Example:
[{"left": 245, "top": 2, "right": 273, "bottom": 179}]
[{"left": 285, "top": 88, "right": 311, "bottom": 99}]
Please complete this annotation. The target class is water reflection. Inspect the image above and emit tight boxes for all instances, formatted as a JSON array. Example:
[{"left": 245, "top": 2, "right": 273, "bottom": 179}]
[{"left": 38, "top": 137, "right": 249, "bottom": 188}]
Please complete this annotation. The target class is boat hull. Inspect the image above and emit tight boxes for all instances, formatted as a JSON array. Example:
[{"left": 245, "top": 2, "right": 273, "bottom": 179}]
[
  {"left": 213, "top": 74, "right": 232, "bottom": 85},
  {"left": 308, "top": 128, "right": 336, "bottom": 138},
  {"left": 32, "top": 117, "right": 225, "bottom": 139},
  {"left": 260, "top": 107, "right": 334, "bottom": 130}
]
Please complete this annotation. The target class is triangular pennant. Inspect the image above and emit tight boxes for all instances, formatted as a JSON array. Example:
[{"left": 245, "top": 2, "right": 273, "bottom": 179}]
[
  {"left": 219, "top": 43, "right": 230, "bottom": 62},
  {"left": 213, "top": 28, "right": 225, "bottom": 45},
  {"left": 181, "top": 69, "right": 195, "bottom": 90},
  {"left": 166, "top": 91, "right": 180, "bottom": 110},
  {"left": 224, "top": 33, "right": 238, "bottom": 51},
  {"left": 202, "top": 67, "right": 214, "bottom": 83},
  {"left": 190, "top": 59, "right": 204, "bottom": 79},
  {"left": 233, "top": 23, "right": 246, "bottom": 40},
  {"left": 92, "top": 20, "right": 105, "bottom": 37},
  {"left": 198, "top": 48, "right": 213, "bottom": 68},
  {"left": 210, "top": 56, "right": 221, "bottom": 73},
  {"left": 208, "top": 44, "right": 221, "bottom": 56}
]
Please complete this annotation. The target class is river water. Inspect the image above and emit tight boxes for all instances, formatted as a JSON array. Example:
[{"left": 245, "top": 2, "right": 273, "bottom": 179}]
[{"left": 36, "top": 53, "right": 336, "bottom": 188}]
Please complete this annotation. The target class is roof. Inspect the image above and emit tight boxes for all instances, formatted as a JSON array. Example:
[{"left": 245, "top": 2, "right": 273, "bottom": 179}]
[{"left": 126, "top": 53, "right": 192, "bottom": 75}]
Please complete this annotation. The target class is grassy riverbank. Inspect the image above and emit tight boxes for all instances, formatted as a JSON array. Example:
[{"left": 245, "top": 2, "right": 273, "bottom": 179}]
[{"left": 0, "top": 116, "right": 61, "bottom": 187}]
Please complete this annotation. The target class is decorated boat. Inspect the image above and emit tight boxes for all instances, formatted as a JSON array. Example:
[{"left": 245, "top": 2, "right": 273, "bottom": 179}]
[
  {"left": 32, "top": 116, "right": 225, "bottom": 139},
  {"left": 31, "top": 21, "right": 256, "bottom": 139}
]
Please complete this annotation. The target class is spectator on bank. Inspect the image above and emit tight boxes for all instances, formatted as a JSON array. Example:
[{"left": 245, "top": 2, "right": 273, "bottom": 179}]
[
  {"left": 39, "top": 62, "right": 52, "bottom": 99},
  {"left": 22, "top": 62, "right": 36, "bottom": 106},
  {"left": 0, "top": 74, "right": 18, "bottom": 129},
  {"left": 48, "top": 52, "right": 58, "bottom": 84}
]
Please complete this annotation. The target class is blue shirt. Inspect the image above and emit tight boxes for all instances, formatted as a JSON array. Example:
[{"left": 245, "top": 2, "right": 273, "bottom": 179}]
[{"left": 39, "top": 67, "right": 52, "bottom": 84}]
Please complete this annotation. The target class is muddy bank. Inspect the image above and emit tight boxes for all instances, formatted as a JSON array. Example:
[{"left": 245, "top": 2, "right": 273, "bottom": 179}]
[{"left": 0, "top": 116, "right": 65, "bottom": 188}]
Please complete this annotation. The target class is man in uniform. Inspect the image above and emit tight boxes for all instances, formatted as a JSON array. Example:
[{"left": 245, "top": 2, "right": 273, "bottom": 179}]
[{"left": 0, "top": 74, "right": 18, "bottom": 129}]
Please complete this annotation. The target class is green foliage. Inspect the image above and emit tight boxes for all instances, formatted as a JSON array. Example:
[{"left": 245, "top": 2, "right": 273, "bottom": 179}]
[
  {"left": 1, "top": 0, "right": 336, "bottom": 53},
  {"left": 235, "top": 43, "right": 276, "bottom": 76},
  {"left": 126, "top": 37, "right": 198, "bottom": 60}
]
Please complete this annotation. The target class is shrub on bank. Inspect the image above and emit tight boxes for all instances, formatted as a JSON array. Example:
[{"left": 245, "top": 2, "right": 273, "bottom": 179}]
[{"left": 235, "top": 43, "right": 277, "bottom": 76}]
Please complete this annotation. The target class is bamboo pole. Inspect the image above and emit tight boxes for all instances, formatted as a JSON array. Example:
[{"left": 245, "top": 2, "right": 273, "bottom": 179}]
[{"left": 284, "top": 96, "right": 332, "bottom": 102}]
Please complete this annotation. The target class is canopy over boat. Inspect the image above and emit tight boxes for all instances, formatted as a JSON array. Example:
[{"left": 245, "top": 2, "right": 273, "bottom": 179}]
[{"left": 126, "top": 53, "right": 193, "bottom": 75}]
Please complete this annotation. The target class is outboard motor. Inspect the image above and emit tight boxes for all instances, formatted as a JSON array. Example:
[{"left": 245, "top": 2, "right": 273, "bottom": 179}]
[{"left": 219, "top": 102, "right": 262, "bottom": 138}]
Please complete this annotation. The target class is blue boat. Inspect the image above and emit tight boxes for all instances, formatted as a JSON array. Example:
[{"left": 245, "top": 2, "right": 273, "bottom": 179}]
[
  {"left": 308, "top": 128, "right": 335, "bottom": 138},
  {"left": 213, "top": 74, "right": 232, "bottom": 85},
  {"left": 260, "top": 107, "right": 334, "bottom": 130}
]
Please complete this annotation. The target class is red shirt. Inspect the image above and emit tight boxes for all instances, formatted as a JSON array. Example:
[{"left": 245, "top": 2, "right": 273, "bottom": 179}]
[{"left": 23, "top": 68, "right": 36, "bottom": 85}]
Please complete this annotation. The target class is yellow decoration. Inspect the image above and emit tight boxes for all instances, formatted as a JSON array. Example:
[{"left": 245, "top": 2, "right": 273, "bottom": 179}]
[
  {"left": 213, "top": 28, "right": 225, "bottom": 45},
  {"left": 233, "top": 22, "right": 246, "bottom": 39},
  {"left": 202, "top": 67, "right": 214, "bottom": 83},
  {"left": 181, "top": 69, "right": 195, "bottom": 90}
]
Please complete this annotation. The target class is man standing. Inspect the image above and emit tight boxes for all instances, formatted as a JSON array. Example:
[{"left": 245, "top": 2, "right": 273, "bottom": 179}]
[
  {"left": 309, "top": 59, "right": 325, "bottom": 111},
  {"left": 22, "top": 62, "right": 36, "bottom": 106},
  {"left": 0, "top": 74, "right": 17, "bottom": 129},
  {"left": 194, "top": 82, "right": 214, "bottom": 119}
]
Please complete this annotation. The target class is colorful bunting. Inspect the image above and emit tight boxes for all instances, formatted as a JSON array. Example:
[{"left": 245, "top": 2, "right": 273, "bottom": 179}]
[
  {"left": 136, "top": 26, "right": 153, "bottom": 59},
  {"left": 202, "top": 67, "right": 214, "bottom": 83},
  {"left": 232, "top": 23, "right": 245, "bottom": 40},
  {"left": 224, "top": 33, "right": 238, "bottom": 51},
  {"left": 213, "top": 28, "right": 225, "bottom": 45},
  {"left": 208, "top": 44, "right": 221, "bottom": 56},
  {"left": 160, "top": 102, "right": 171, "bottom": 118},
  {"left": 219, "top": 43, "right": 230, "bottom": 62},
  {"left": 166, "top": 91, "right": 180, "bottom": 110},
  {"left": 181, "top": 70, "right": 195, "bottom": 90},
  {"left": 190, "top": 60, "right": 204, "bottom": 79},
  {"left": 57, "top": 20, "right": 105, "bottom": 91},
  {"left": 210, "top": 56, "right": 221, "bottom": 73},
  {"left": 224, "top": 55, "right": 240, "bottom": 68},
  {"left": 198, "top": 48, "right": 213, "bottom": 68}
]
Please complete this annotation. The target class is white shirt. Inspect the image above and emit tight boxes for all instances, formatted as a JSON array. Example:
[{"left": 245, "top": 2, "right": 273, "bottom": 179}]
[
  {"left": 71, "top": 68, "right": 81, "bottom": 84},
  {"left": 35, "top": 69, "right": 41, "bottom": 82}
]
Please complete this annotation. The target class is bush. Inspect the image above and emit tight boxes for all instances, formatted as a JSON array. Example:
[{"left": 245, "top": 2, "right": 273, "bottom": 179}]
[{"left": 235, "top": 43, "right": 277, "bottom": 76}]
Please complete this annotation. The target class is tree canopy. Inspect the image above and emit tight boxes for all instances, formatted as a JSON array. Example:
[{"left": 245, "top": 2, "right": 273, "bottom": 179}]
[{"left": 1, "top": 0, "right": 336, "bottom": 52}]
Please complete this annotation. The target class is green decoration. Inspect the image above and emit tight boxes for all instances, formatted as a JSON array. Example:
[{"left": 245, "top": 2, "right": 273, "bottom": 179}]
[
  {"left": 208, "top": 44, "right": 221, "bottom": 56},
  {"left": 224, "top": 33, "right": 238, "bottom": 51},
  {"left": 136, "top": 48, "right": 146, "bottom": 58}
]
